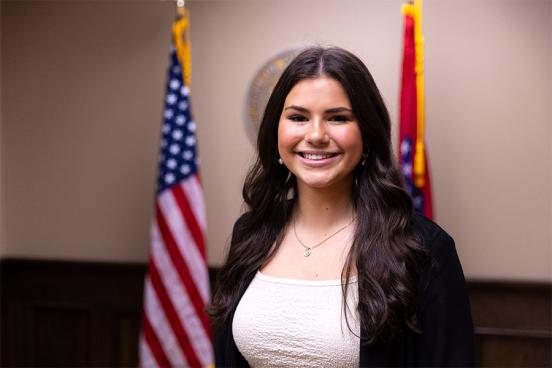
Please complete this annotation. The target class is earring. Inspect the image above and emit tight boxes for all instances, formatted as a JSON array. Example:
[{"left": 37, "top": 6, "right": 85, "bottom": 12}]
[
  {"left": 361, "top": 153, "right": 368, "bottom": 166},
  {"left": 278, "top": 157, "right": 284, "bottom": 165}
]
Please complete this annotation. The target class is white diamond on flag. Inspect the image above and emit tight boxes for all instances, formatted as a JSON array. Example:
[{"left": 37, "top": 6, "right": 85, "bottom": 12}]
[
  {"left": 401, "top": 139, "right": 411, "bottom": 154},
  {"left": 402, "top": 163, "right": 412, "bottom": 176}
]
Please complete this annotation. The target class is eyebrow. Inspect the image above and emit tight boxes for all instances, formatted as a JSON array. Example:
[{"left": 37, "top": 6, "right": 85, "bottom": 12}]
[{"left": 284, "top": 105, "right": 353, "bottom": 113}]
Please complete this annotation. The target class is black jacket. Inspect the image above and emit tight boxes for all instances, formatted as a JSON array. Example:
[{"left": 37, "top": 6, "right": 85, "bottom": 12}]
[{"left": 214, "top": 213, "right": 475, "bottom": 367}]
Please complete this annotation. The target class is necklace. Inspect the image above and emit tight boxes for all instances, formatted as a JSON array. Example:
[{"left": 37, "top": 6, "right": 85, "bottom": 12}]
[{"left": 293, "top": 216, "right": 355, "bottom": 257}]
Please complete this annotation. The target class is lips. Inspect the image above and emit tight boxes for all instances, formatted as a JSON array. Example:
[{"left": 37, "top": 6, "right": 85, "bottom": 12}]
[
  {"left": 300, "top": 152, "right": 338, "bottom": 160},
  {"left": 296, "top": 151, "right": 340, "bottom": 167}
]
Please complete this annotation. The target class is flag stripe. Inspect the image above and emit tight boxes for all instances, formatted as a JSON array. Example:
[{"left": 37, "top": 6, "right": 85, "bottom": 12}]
[
  {"left": 139, "top": 332, "right": 157, "bottom": 368},
  {"left": 149, "top": 258, "right": 202, "bottom": 367},
  {"left": 155, "top": 203, "right": 212, "bottom": 337},
  {"left": 173, "top": 182, "right": 206, "bottom": 259},
  {"left": 157, "top": 189, "right": 209, "bottom": 303},
  {"left": 158, "top": 186, "right": 209, "bottom": 299},
  {"left": 181, "top": 177, "right": 207, "bottom": 231},
  {"left": 142, "top": 313, "right": 172, "bottom": 368},
  {"left": 144, "top": 275, "right": 188, "bottom": 366},
  {"left": 151, "top": 223, "right": 213, "bottom": 366}
]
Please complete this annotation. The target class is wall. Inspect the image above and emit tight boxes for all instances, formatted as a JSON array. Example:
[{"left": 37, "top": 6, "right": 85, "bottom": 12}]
[
  {"left": 0, "top": 0, "right": 5, "bottom": 258},
  {"left": 1, "top": 0, "right": 550, "bottom": 280},
  {"left": 1, "top": 1, "right": 174, "bottom": 261}
]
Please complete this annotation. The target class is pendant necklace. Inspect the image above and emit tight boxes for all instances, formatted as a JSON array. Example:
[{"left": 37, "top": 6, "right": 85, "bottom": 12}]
[{"left": 293, "top": 216, "right": 355, "bottom": 257}]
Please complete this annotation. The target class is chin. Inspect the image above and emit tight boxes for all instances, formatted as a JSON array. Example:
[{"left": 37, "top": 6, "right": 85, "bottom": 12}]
[{"left": 298, "top": 176, "right": 343, "bottom": 190}]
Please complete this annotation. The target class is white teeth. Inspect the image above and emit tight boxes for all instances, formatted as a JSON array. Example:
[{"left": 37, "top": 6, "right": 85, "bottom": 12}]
[{"left": 303, "top": 153, "right": 333, "bottom": 160}]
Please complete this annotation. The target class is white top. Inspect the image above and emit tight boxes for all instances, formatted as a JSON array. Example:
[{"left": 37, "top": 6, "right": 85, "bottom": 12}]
[{"left": 232, "top": 271, "right": 360, "bottom": 368}]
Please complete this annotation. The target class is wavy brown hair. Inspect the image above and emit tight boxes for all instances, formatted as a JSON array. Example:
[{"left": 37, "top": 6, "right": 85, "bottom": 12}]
[{"left": 208, "top": 46, "right": 426, "bottom": 344}]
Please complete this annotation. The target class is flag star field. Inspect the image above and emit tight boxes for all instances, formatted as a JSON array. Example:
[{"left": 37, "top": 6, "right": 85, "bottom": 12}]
[{"left": 157, "top": 49, "right": 198, "bottom": 193}]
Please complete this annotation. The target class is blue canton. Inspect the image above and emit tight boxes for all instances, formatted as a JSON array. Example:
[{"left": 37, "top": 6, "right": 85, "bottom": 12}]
[
  {"left": 400, "top": 137, "right": 424, "bottom": 213},
  {"left": 157, "top": 48, "right": 198, "bottom": 193}
]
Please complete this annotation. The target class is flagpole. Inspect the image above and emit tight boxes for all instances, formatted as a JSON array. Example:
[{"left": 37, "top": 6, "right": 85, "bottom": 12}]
[{"left": 413, "top": 0, "right": 426, "bottom": 188}]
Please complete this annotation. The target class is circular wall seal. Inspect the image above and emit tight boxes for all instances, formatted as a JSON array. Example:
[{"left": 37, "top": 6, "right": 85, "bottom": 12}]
[{"left": 244, "top": 47, "right": 303, "bottom": 145}]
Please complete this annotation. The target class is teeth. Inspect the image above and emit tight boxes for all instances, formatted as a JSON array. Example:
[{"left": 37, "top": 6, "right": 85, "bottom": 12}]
[{"left": 303, "top": 153, "right": 333, "bottom": 160}]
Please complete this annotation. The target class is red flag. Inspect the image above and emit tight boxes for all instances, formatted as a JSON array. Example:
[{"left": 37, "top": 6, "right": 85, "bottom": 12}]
[
  {"left": 139, "top": 6, "right": 214, "bottom": 367},
  {"left": 399, "top": 0, "right": 433, "bottom": 219}
]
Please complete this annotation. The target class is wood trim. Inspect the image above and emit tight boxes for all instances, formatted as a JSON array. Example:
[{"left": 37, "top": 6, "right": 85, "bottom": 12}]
[
  {"left": 1, "top": 258, "right": 146, "bottom": 366},
  {"left": 2, "top": 258, "right": 551, "bottom": 366}
]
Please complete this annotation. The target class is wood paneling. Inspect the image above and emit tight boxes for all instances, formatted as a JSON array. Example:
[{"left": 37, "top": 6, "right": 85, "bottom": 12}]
[
  {"left": 469, "top": 281, "right": 552, "bottom": 367},
  {"left": 1, "top": 259, "right": 145, "bottom": 366},
  {"left": 1, "top": 259, "right": 551, "bottom": 366}
]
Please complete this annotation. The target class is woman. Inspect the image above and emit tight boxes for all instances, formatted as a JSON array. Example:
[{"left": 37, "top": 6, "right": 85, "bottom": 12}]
[{"left": 209, "top": 47, "right": 475, "bottom": 367}]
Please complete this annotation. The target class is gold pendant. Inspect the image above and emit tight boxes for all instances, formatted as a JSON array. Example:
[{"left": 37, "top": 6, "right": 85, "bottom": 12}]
[{"left": 304, "top": 248, "right": 311, "bottom": 257}]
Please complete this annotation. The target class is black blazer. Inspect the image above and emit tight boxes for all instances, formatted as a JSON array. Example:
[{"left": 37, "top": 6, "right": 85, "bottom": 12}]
[{"left": 214, "top": 213, "right": 475, "bottom": 367}]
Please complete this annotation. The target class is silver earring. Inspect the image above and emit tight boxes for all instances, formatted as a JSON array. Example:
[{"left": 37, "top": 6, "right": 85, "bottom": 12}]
[
  {"left": 361, "top": 153, "right": 368, "bottom": 166},
  {"left": 278, "top": 157, "right": 284, "bottom": 165}
]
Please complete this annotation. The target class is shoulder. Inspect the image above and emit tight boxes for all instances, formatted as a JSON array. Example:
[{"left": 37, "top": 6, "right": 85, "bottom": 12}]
[
  {"left": 411, "top": 213, "right": 470, "bottom": 305},
  {"left": 411, "top": 213, "right": 457, "bottom": 265}
]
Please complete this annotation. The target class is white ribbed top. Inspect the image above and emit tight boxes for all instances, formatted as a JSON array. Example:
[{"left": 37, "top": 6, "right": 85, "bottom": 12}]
[{"left": 232, "top": 271, "right": 360, "bottom": 368}]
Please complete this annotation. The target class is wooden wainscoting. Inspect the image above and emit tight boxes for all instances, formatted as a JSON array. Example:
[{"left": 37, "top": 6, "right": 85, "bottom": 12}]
[
  {"left": 468, "top": 281, "right": 551, "bottom": 367},
  {"left": 1, "top": 259, "right": 146, "bottom": 367},
  {"left": 1, "top": 258, "right": 551, "bottom": 367}
]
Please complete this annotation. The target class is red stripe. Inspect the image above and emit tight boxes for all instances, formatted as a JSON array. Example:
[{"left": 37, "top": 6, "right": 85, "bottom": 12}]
[
  {"left": 155, "top": 204, "right": 212, "bottom": 339},
  {"left": 149, "top": 258, "right": 201, "bottom": 367},
  {"left": 143, "top": 313, "right": 171, "bottom": 368},
  {"left": 172, "top": 183, "right": 206, "bottom": 260}
]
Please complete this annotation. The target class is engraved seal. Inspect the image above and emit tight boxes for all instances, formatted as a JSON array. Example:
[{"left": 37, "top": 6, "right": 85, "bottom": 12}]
[{"left": 244, "top": 48, "right": 302, "bottom": 145}]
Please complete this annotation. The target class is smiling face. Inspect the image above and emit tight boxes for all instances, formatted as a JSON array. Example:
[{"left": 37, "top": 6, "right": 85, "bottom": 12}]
[{"left": 277, "top": 76, "right": 363, "bottom": 192}]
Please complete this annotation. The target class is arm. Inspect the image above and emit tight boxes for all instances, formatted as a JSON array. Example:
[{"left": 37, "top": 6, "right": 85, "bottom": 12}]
[
  {"left": 416, "top": 231, "right": 476, "bottom": 366},
  {"left": 213, "top": 214, "right": 251, "bottom": 368}
]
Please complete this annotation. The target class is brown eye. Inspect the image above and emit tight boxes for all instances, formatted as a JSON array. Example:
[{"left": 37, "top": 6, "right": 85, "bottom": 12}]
[
  {"left": 329, "top": 115, "right": 351, "bottom": 123},
  {"left": 288, "top": 114, "right": 308, "bottom": 122}
]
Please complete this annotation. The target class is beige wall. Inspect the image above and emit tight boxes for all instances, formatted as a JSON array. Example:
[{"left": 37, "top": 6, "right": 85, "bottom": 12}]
[
  {"left": 2, "top": 0, "right": 175, "bottom": 261},
  {"left": 0, "top": 0, "right": 5, "bottom": 257},
  {"left": 1, "top": 0, "right": 550, "bottom": 281}
]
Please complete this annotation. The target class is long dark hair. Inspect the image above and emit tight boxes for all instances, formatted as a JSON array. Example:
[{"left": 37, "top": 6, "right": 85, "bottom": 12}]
[{"left": 209, "top": 46, "right": 426, "bottom": 343}]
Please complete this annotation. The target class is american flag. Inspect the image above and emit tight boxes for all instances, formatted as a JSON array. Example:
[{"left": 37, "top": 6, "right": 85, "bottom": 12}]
[
  {"left": 139, "top": 9, "right": 214, "bottom": 367},
  {"left": 399, "top": 0, "right": 433, "bottom": 219}
]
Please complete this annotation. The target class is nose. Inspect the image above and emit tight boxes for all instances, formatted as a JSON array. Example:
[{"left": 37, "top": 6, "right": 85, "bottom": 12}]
[{"left": 305, "top": 119, "right": 329, "bottom": 145}]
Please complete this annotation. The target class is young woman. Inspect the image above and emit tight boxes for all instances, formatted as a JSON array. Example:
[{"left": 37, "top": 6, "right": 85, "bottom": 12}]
[{"left": 209, "top": 47, "right": 475, "bottom": 367}]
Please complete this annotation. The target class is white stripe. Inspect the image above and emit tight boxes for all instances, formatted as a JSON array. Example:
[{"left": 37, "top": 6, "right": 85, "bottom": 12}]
[
  {"left": 151, "top": 224, "right": 214, "bottom": 367},
  {"left": 143, "top": 275, "right": 188, "bottom": 367},
  {"left": 157, "top": 190, "right": 210, "bottom": 303},
  {"left": 139, "top": 332, "right": 158, "bottom": 368},
  {"left": 180, "top": 175, "right": 207, "bottom": 232}
]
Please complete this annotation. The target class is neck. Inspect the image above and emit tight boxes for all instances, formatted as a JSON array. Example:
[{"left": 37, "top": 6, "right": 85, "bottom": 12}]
[{"left": 294, "top": 181, "right": 354, "bottom": 230}]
